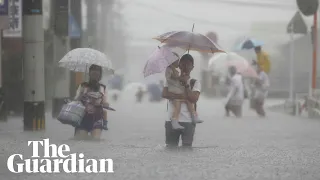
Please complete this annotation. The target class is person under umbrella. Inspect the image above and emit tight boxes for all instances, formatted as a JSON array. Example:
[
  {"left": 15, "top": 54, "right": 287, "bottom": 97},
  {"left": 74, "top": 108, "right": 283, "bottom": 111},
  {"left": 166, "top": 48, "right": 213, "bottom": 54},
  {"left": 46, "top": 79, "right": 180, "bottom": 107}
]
[
  {"left": 251, "top": 65, "right": 270, "bottom": 117},
  {"left": 165, "top": 54, "right": 203, "bottom": 130},
  {"left": 224, "top": 66, "right": 245, "bottom": 118},
  {"left": 58, "top": 48, "right": 115, "bottom": 139},
  {"left": 162, "top": 54, "right": 202, "bottom": 148},
  {"left": 253, "top": 46, "right": 271, "bottom": 74},
  {"left": 74, "top": 65, "right": 110, "bottom": 139}
]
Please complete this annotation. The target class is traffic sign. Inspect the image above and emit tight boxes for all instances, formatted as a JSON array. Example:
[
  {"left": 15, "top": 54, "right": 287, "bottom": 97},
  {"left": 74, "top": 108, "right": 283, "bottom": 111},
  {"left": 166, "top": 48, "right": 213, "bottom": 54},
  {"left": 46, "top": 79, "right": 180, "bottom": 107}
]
[
  {"left": 297, "top": 0, "right": 318, "bottom": 16},
  {"left": 287, "top": 11, "right": 308, "bottom": 34},
  {"left": 0, "top": 0, "right": 8, "bottom": 15}
]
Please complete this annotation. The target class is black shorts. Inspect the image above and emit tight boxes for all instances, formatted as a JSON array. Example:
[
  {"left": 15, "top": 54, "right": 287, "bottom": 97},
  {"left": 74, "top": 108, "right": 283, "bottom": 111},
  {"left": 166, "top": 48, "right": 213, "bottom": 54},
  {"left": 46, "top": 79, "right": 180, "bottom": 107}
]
[
  {"left": 165, "top": 121, "right": 196, "bottom": 147},
  {"left": 225, "top": 103, "right": 242, "bottom": 117}
]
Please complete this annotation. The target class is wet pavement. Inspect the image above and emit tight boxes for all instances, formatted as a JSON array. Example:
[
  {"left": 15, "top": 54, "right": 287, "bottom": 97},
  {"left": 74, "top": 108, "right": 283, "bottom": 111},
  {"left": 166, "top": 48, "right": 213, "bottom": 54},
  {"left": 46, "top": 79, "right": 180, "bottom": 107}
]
[{"left": 0, "top": 97, "right": 320, "bottom": 179}]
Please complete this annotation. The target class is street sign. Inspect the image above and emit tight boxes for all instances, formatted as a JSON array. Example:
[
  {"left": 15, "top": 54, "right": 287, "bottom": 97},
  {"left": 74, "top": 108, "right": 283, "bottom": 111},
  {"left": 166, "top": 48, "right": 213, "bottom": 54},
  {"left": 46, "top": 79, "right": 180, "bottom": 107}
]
[
  {"left": 0, "top": 0, "right": 8, "bottom": 15},
  {"left": 3, "top": 0, "right": 22, "bottom": 37},
  {"left": 297, "top": 0, "right": 318, "bottom": 16},
  {"left": 54, "top": 0, "right": 68, "bottom": 36},
  {"left": 23, "top": 0, "right": 42, "bottom": 15},
  {"left": 287, "top": 11, "right": 308, "bottom": 34},
  {"left": 69, "top": 13, "right": 81, "bottom": 38},
  {"left": 0, "top": 0, "right": 9, "bottom": 29}
]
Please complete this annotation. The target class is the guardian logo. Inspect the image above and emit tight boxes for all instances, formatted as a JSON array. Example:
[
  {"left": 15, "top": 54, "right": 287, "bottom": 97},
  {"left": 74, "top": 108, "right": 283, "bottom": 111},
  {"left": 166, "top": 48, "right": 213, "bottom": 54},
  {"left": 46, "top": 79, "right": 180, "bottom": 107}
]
[{"left": 7, "top": 139, "right": 114, "bottom": 173}]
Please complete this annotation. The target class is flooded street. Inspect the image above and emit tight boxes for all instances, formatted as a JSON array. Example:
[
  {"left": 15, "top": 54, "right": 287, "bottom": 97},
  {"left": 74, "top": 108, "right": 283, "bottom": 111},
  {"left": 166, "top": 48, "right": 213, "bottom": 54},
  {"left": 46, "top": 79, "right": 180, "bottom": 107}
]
[
  {"left": 1, "top": 0, "right": 320, "bottom": 179},
  {"left": 1, "top": 95, "right": 320, "bottom": 179}
]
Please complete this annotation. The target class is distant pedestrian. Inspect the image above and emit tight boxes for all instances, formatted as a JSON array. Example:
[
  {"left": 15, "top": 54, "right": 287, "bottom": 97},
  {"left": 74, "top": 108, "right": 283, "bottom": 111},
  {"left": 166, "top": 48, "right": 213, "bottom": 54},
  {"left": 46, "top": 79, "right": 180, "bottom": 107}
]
[
  {"left": 251, "top": 65, "right": 270, "bottom": 117},
  {"left": 74, "top": 65, "right": 109, "bottom": 140},
  {"left": 136, "top": 87, "right": 145, "bottom": 103},
  {"left": 254, "top": 46, "right": 271, "bottom": 74},
  {"left": 224, "top": 66, "right": 244, "bottom": 118}
]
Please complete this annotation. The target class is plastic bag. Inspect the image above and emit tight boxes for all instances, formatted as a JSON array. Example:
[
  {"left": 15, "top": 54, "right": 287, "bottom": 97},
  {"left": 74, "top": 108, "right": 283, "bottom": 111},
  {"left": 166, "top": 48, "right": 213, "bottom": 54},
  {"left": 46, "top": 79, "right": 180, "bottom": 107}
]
[{"left": 57, "top": 101, "right": 85, "bottom": 127}]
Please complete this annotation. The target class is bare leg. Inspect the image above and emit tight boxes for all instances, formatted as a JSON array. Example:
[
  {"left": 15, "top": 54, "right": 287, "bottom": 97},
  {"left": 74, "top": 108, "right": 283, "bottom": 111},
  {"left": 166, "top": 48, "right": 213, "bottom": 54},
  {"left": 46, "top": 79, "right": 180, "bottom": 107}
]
[
  {"left": 171, "top": 100, "right": 184, "bottom": 130},
  {"left": 231, "top": 105, "right": 242, "bottom": 118},
  {"left": 259, "top": 100, "right": 266, "bottom": 117},
  {"left": 74, "top": 129, "right": 90, "bottom": 140},
  {"left": 91, "top": 129, "right": 103, "bottom": 140},
  {"left": 102, "top": 110, "right": 108, "bottom": 130},
  {"left": 255, "top": 99, "right": 266, "bottom": 117},
  {"left": 225, "top": 104, "right": 230, "bottom": 117},
  {"left": 186, "top": 101, "right": 203, "bottom": 123}
]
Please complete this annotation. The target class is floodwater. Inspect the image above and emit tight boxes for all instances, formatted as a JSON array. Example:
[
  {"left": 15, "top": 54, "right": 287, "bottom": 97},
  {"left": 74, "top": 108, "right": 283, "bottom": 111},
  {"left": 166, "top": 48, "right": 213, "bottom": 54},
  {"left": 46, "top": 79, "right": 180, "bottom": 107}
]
[
  {"left": 1, "top": 1, "right": 320, "bottom": 179},
  {"left": 0, "top": 91, "right": 320, "bottom": 179}
]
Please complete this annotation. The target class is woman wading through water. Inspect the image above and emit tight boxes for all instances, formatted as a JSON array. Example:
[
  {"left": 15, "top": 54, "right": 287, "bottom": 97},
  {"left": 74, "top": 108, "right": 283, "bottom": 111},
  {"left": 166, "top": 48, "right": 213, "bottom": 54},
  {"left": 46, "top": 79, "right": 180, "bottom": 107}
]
[{"left": 74, "top": 65, "right": 110, "bottom": 140}]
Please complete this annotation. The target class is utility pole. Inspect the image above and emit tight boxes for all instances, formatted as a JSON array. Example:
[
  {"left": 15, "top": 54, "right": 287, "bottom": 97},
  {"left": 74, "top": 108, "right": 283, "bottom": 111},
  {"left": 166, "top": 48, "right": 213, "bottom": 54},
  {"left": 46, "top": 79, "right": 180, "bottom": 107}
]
[
  {"left": 69, "top": 0, "right": 83, "bottom": 97},
  {"left": 51, "top": 0, "right": 70, "bottom": 118},
  {"left": 86, "top": 0, "right": 97, "bottom": 49},
  {"left": 23, "top": 0, "right": 45, "bottom": 131}
]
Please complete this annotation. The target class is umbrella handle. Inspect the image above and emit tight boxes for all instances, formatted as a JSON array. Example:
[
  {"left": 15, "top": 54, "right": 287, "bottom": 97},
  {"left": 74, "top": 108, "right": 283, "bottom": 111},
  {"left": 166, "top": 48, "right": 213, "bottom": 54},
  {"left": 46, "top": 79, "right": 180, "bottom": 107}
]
[{"left": 186, "top": 23, "right": 195, "bottom": 53}]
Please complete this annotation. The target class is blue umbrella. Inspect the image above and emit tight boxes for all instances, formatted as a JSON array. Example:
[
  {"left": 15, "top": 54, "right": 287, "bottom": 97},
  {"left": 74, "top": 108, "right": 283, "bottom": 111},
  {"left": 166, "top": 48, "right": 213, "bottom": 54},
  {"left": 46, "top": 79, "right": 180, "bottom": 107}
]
[
  {"left": 108, "top": 75, "right": 123, "bottom": 90},
  {"left": 235, "top": 38, "right": 264, "bottom": 50},
  {"left": 147, "top": 84, "right": 162, "bottom": 101}
]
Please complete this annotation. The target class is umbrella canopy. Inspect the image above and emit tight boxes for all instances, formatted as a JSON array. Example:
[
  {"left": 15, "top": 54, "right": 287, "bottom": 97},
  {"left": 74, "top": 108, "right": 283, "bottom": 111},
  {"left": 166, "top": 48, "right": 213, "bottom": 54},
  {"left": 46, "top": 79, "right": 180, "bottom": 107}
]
[
  {"left": 143, "top": 45, "right": 182, "bottom": 78},
  {"left": 227, "top": 60, "right": 258, "bottom": 78},
  {"left": 58, "top": 48, "right": 114, "bottom": 74},
  {"left": 153, "top": 31, "right": 224, "bottom": 53},
  {"left": 236, "top": 38, "right": 264, "bottom": 50},
  {"left": 208, "top": 52, "right": 257, "bottom": 78},
  {"left": 208, "top": 52, "right": 245, "bottom": 75}
]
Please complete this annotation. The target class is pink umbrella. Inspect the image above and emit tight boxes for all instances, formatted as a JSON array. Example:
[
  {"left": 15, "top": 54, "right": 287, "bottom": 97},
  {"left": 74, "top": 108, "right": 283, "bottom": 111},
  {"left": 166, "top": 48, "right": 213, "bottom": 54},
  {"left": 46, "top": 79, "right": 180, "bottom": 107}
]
[
  {"left": 143, "top": 45, "right": 181, "bottom": 78},
  {"left": 227, "top": 60, "right": 258, "bottom": 78},
  {"left": 153, "top": 31, "right": 224, "bottom": 54}
]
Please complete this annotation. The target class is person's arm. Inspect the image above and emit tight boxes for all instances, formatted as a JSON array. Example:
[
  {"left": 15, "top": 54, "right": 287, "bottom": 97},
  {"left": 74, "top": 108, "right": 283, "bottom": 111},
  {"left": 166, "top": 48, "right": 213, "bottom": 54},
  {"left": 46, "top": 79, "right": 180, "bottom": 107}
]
[
  {"left": 74, "top": 85, "right": 83, "bottom": 101},
  {"left": 101, "top": 88, "right": 109, "bottom": 107},
  {"left": 184, "top": 80, "right": 201, "bottom": 104},
  {"left": 162, "top": 80, "right": 186, "bottom": 100}
]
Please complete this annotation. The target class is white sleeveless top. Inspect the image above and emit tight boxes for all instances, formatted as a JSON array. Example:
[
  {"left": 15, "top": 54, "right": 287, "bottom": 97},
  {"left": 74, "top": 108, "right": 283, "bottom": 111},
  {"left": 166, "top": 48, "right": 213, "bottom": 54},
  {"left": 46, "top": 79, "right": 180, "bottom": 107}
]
[{"left": 74, "top": 84, "right": 107, "bottom": 104}]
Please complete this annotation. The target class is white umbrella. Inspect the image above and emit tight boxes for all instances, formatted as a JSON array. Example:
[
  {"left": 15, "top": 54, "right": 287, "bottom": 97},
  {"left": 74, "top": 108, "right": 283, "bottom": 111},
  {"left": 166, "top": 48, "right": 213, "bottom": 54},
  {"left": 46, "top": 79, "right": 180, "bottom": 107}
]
[
  {"left": 58, "top": 48, "right": 114, "bottom": 74},
  {"left": 208, "top": 52, "right": 248, "bottom": 76}
]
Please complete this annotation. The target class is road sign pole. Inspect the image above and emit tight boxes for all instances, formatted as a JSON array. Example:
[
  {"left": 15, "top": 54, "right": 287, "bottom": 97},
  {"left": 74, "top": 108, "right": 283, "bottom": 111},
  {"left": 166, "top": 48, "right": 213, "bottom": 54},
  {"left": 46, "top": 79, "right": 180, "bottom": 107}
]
[
  {"left": 312, "top": 12, "right": 318, "bottom": 94},
  {"left": 0, "top": 30, "right": 2, "bottom": 88},
  {"left": 289, "top": 23, "right": 295, "bottom": 101}
]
